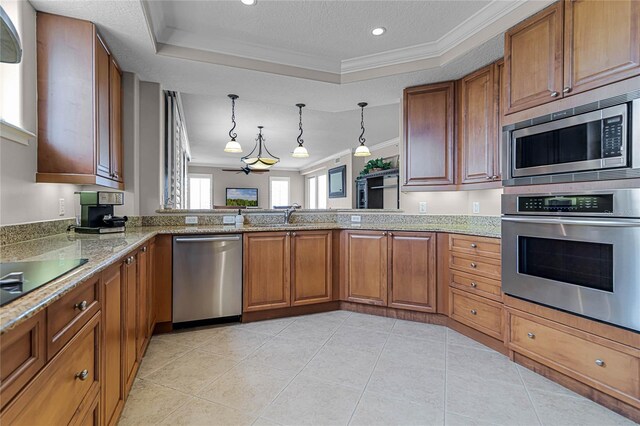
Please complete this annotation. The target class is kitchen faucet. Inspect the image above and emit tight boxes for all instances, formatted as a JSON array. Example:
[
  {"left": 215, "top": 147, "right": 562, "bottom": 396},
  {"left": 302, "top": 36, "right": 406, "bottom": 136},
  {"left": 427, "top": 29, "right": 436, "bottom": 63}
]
[{"left": 284, "top": 203, "right": 301, "bottom": 224}]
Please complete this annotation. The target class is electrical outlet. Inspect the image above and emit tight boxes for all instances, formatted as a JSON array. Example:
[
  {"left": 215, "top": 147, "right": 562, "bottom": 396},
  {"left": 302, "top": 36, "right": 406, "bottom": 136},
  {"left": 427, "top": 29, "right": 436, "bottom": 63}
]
[
  {"left": 351, "top": 215, "right": 361, "bottom": 223},
  {"left": 223, "top": 216, "right": 235, "bottom": 225},
  {"left": 58, "top": 198, "right": 65, "bottom": 216},
  {"left": 472, "top": 202, "right": 480, "bottom": 214},
  {"left": 185, "top": 216, "right": 198, "bottom": 225},
  {"left": 418, "top": 201, "right": 427, "bottom": 214}
]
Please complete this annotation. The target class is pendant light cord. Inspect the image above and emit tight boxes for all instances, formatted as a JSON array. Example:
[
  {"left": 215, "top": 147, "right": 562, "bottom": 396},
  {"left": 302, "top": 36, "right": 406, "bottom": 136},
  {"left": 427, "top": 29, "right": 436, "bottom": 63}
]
[
  {"left": 228, "top": 95, "right": 237, "bottom": 141},
  {"left": 358, "top": 104, "right": 366, "bottom": 145},
  {"left": 297, "top": 104, "right": 304, "bottom": 147}
]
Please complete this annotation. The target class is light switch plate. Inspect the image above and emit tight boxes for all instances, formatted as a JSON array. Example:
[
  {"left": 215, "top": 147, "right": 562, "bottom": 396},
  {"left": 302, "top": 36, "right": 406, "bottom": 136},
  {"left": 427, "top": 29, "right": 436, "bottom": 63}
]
[
  {"left": 472, "top": 202, "right": 480, "bottom": 214},
  {"left": 223, "top": 216, "right": 235, "bottom": 225},
  {"left": 351, "top": 215, "right": 361, "bottom": 223},
  {"left": 185, "top": 216, "right": 198, "bottom": 225},
  {"left": 58, "top": 198, "right": 65, "bottom": 216},
  {"left": 418, "top": 201, "right": 427, "bottom": 214}
]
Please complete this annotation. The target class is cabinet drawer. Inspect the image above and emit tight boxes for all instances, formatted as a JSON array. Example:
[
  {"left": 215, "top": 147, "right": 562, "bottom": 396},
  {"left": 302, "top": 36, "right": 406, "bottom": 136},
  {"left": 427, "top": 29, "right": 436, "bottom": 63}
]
[
  {"left": 47, "top": 276, "right": 100, "bottom": 358},
  {"left": 449, "top": 234, "right": 500, "bottom": 259},
  {"left": 1, "top": 313, "right": 100, "bottom": 426},
  {"left": 0, "top": 311, "right": 46, "bottom": 410},
  {"left": 508, "top": 311, "right": 640, "bottom": 404},
  {"left": 450, "top": 270, "right": 502, "bottom": 302},
  {"left": 449, "top": 252, "right": 501, "bottom": 280},
  {"left": 449, "top": 289, "right": 503, "bottom": 340}
]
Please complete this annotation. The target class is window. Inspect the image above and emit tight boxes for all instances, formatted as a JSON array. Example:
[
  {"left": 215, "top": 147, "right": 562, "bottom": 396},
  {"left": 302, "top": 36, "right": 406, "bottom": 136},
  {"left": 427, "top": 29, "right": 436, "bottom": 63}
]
[
  {"left": 307, "top": 173, "right": 327, "bottom": 209},
  {"left": 188, "top": 174, "right": 212, "bottom": 209},
  {"left": 0, "top": 1, "right": 21, "bottom": 128},
  {"left": 270, "top": 176, "right": 290, "bottom": 208}
]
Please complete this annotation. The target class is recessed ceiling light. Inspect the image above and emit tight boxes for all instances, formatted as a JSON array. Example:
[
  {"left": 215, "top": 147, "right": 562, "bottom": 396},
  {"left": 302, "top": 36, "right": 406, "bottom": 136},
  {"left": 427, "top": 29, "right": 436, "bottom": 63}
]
[
  {"left": 371, "top": 27, "right": 386, "bottom": 36},
  {"left": 241, "top": 0, "right": 257, "bottom": 5}
]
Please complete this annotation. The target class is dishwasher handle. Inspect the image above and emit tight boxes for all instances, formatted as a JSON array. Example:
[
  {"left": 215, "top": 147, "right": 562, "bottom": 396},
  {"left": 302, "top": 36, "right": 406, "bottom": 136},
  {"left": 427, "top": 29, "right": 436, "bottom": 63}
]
[{"left": 174, "top": 235, "right": 241, "bottom": 243}]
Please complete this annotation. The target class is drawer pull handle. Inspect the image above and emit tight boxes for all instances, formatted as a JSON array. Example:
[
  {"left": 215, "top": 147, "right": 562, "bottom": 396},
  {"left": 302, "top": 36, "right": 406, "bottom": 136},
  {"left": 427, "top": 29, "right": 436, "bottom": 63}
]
[
  {"left": 470, "top": 262, "right": 477, "bottom": 268},
  {"left": 470, "top": 243, "right": 477, "bottom": 248},
  {"left": 470, "top": 309, "right": 477, "bottom": 315},
  {"left": 527, "top": 332, "right": 535, "bottom": 339},
  {"left": 563, "top": 87, "right": 571, "bottom": 94},
  {"left": 550, "top": 91, "right": 559, "bottom": 97},
  {"left": 595, "top": 359, "right": 605, "bottom": 367},
  {"left": 141, "top": 246, "right": 147, "bottom": 252},
  {"left": 470, "top": 282, "right": 477, "bottom": 288},
  {"left": 74, "top": 300, "right": 88, "bottom": 311},
  {"left": 75, "top": 370, "right": 89, "bottom": 381}
]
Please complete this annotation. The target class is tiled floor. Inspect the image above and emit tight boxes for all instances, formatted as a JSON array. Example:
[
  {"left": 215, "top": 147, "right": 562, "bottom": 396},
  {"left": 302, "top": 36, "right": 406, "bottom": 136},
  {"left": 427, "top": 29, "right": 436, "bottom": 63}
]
[{"left": 120, "top": 311, "right": 635, "bottom": 426}]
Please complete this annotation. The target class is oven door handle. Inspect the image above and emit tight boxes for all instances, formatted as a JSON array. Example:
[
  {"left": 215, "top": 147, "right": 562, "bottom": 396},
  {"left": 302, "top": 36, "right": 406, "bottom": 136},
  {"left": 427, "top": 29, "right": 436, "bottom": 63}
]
[{"left": 501, "top": 217, "right": 640, "bottom": 227}]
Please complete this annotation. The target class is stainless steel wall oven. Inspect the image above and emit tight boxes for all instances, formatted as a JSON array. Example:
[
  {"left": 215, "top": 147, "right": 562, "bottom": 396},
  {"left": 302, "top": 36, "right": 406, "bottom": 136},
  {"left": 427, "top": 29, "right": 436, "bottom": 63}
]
[
  {"left": 502, "top": 91, "right": 640, "bottom": 186},
  {"left": 502, "top": 189, "right": 640, "bottom": 332}
]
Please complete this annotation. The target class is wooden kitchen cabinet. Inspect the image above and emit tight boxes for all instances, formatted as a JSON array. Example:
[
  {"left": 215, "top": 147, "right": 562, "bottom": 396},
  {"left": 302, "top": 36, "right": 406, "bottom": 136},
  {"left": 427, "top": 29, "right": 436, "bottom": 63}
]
[
  {"left": 243, "top": 232, "right": 291, "bottom": 312},
  {"left": 563, "top": 0, "right": 640, "bottom": 96},
  {"left": 123, "top": 253, "right": 138, "bottom": 395},
  {"left": 504, "top": 1, "right": 564, "bottom": 114},
  {"left": 291, "top": 230, "right": 332, "bottom": 306},
  {"left": 147, "top": 238, "right": 157, "bottom": 337},
  {"left": 388, "top": 232, "right": 437, "bottom": 313},
  {"left": 345, "top": 231, "right": 388, "bottom": 306},
  {"left": 459, "top": 63, "right": 501, "bottom": 185},
  {"left": 402, "top": 82, "right": 455, "bottom": 188},
  {"left": 136, "top": 245, "right": 150, "bottom": 358},
  {"left": 102, "top": 262, "right": 124, "bottom": 426},
  {"left": 36, "top": 12, "right": 123, "bottom": 189}
]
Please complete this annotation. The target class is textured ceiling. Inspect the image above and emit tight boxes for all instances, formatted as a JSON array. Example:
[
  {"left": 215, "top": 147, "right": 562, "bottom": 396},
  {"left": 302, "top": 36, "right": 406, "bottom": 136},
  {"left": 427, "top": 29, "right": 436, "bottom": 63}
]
[{"left": 29, "top": 0, "right": 546, "bottom": 169}]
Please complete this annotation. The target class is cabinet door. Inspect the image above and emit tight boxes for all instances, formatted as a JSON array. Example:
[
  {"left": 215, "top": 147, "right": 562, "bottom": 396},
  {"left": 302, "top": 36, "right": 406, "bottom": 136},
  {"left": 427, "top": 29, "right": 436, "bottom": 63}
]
[
  {"left": 123, "top": 255, "right": 138, "bottom": 395},
  {"left": 110, "top": 59, "right": 123, "bottom": 182},
  {"left": 243, "top": 233, "right": 291, "bottom": 312},
  {"left": 291, "top": 230, "right": 332, "bottom": 306},
  {"left": 403, "top": 82, "right": 455, "bottom": 187},
  {"left": 95, "top": 36, "right": 111, "bottom": 179},
  {"left": 459, "top": 64, "right": 498, "bottom": 184},
  {"left": 147, "top": 239, "right": 157, "bottom": 336},
  {"left": 388, "top": 232, "right": 437, "bottom": 313},
  {"left": 345, "top": 231, "right": 388, "bottom": 305},
  {"left": 504, "top": 2, "right": 563, "bottom": 114},
  {"left": 136, "top": 246, "right": 149, "bottom": 358},
  {"left": 102, "top": 263, "right": 124, "bottom": 426},
  {"left": 564, "top": 0, "right": 640, "bottom": 96}
]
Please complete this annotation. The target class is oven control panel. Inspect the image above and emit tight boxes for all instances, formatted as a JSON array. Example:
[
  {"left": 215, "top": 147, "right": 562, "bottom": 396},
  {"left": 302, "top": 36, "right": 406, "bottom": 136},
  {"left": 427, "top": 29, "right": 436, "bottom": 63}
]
[
  {"left": 518, "top": 194, "right": 614, "bottom": 213},
  {"left": 602, "top": 115, "right": 624, "bottom": 158}
]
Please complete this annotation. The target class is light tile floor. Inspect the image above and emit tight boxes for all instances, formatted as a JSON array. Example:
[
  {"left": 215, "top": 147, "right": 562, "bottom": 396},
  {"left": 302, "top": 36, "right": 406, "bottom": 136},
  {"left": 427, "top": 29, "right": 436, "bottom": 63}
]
[{"left": 119, "top": 311, "right": 636, "bottom": 426}]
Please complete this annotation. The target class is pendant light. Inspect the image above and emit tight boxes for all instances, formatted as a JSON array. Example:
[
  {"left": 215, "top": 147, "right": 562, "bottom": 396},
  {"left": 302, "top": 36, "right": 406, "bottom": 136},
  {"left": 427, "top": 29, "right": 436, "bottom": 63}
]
[
  {"left": 292, "top": 103, "right": 309, "bottom": 158},
  {"left": 354, "top": 102, "right": 371, "bottom": 157},
  {"left": 242, "top": 126, "right": 280, "bottom": 169},
  {"left": 224, "top": 94, "right": 242, "bottom": 153}
]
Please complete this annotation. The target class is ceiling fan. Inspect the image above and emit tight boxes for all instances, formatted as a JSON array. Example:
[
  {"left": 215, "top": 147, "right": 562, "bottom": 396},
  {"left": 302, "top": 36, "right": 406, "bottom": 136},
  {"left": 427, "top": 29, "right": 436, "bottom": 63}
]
[{"left": 222, "top": 166, "right": 270, "bottom": 175}]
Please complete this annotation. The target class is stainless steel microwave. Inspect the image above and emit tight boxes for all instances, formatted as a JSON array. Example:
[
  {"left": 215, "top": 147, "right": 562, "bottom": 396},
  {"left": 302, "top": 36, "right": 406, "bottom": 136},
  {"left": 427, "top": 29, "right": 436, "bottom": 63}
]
[{"left": 502, "top": 93, "right": 640, "bottom": 186}]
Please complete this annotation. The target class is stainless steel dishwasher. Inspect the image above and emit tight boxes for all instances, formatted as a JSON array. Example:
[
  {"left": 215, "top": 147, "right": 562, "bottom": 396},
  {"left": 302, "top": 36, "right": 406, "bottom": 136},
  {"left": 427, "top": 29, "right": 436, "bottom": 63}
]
[{"left": 172, "top": 234, "right": 242, "bottom": 324}]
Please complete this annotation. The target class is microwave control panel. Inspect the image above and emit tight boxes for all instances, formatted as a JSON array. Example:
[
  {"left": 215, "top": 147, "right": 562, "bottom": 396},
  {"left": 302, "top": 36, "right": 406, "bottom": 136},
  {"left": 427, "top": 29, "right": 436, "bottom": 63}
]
[
  {"left": 518, "top": 194, "right": 614, "bottom": 213},
  {"left": 602, "top": 115, "right": 624, "bottom": 158}
]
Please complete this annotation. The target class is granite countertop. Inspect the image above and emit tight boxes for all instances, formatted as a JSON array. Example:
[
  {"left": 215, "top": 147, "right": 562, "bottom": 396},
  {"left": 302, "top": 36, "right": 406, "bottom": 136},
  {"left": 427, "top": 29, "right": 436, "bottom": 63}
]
[{"left": 0, "top": 222, "right": 500, "bottom": 334}]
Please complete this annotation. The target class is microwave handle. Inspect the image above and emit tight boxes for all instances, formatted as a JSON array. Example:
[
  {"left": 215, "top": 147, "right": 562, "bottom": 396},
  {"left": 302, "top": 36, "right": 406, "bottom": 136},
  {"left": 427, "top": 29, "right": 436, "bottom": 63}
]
[{"left": 501, "top": 217, "right": 640, "bottom": 227}]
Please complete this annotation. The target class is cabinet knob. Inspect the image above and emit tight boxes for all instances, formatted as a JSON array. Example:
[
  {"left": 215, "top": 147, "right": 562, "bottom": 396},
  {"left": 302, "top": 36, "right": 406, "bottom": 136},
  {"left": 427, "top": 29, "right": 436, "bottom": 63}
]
[
  {"left": 595, "top": 359, "right": 605, "bottom": 367},
  {"left": 74, "top": 300, "right": 88, "bottom": 311},
  {"left": 470, "top": 309, "right": 477, "bottom": 315},
  {"left": 125, "top": 257, "right": 133, "bottom": 265},
  {"left": 141, "top": 246, "right": 147, "bottom": 252},
  {"left": 75, "top": 369, "right": 89, "bottom": 381},
  {"left": 382, "top": 232, "right": 387, "bottom": 236},
  {"left": 527, "top": 332, "right": 535, "bottom": 339},
  {"left": 292, "top": 232, "right": 296, "bottom": 237},
  {"left": 470, "top": 262, "right": 477, "bottom": 268},
  {"left": 550, "top": 91, "right": 559, "bottom": 97},
  {"left": 286, "top": 232, "right": 291, "bottom": 236},
  {"left": 470, "top": 243, "right": 477, "bottom": 248},
  {"left": 492, "top": 175, "right": 499, "bottom": 180},
  {"left": 470, "top": 282, "right": 477, "bottom": 288},
  {"left": 563, "top": 87, "right": 571, "bottom": 94}
]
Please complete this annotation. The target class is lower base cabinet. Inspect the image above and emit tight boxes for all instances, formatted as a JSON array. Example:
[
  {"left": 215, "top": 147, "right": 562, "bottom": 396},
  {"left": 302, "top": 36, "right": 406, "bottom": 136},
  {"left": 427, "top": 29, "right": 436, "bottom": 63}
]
[
  {"left": 102, "top": 263, "right": 124, "bottom": 426},
  {"left": 344, "top": 231, "right": 388, "bottom": 305}
]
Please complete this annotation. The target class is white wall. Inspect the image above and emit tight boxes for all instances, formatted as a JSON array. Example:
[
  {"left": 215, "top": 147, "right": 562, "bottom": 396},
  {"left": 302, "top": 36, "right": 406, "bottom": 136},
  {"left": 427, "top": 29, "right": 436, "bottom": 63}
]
[
  {"left": 138, "top": 81, "right": 163, "bottom": 215},
  {"left": 188, "top": 165, "right": 304, "bottom": 209},
  {"left": 0, "top": 1, "right": 82, "bottom": 225}
]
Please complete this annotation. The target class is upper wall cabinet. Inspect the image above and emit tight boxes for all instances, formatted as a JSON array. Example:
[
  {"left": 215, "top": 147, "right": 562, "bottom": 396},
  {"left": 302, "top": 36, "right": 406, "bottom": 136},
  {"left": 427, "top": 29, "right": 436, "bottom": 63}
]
[
  {"left": 402, "top": 82, "right": 455, "bottom": 188},
  {"left": 36, "top": 13, "right": 123, "bottom": 189},
  {"left": 505, "top": 0, "right": 640, "bottom": 115},
  {"left": 459, "top": 62, "right": 501, "bottom": 184},
  {"left": 504, "top": 2, "right": 564, "bottom": 114}
]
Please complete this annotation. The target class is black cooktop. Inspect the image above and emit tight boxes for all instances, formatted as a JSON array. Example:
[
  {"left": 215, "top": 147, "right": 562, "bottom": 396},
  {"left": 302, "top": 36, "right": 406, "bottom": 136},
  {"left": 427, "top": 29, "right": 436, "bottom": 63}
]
[{"left": 0, "top": 258, "right": 89, "bottom": 306}]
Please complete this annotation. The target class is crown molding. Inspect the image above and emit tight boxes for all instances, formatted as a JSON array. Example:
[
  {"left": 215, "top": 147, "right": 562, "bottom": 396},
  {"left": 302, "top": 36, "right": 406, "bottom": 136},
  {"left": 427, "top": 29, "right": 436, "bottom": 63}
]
[
  {"left": 368, "top": 138, "right": 400, "bottom": 153},
  {"left": 188, "top": 162, "right": 301, "bottom": 172},
  {"left": 299, "top": 148, "right": 353, "bottom": 172}
]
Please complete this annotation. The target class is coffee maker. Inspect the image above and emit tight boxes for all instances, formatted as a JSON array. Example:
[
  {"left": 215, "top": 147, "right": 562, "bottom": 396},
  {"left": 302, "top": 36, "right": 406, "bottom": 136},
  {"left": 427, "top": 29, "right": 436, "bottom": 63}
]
[{"left": 74, "top": 191, "right": 128, "bottom": 234}]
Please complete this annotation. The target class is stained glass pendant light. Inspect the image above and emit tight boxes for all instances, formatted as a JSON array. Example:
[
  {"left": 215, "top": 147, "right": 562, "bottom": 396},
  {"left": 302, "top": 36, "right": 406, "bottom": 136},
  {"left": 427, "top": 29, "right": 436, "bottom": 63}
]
[
  {"left": 242, "top": 126, "right": 280, "bottom": 169},
  {"left": 292, "top": 103, "right": 309, "bottom": 158},
  {"left": 224, "top": 94, "right": 242, "bottom": 153},
  {"left": 354, "top": 102, "right": 371, "bottom": 157}
]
